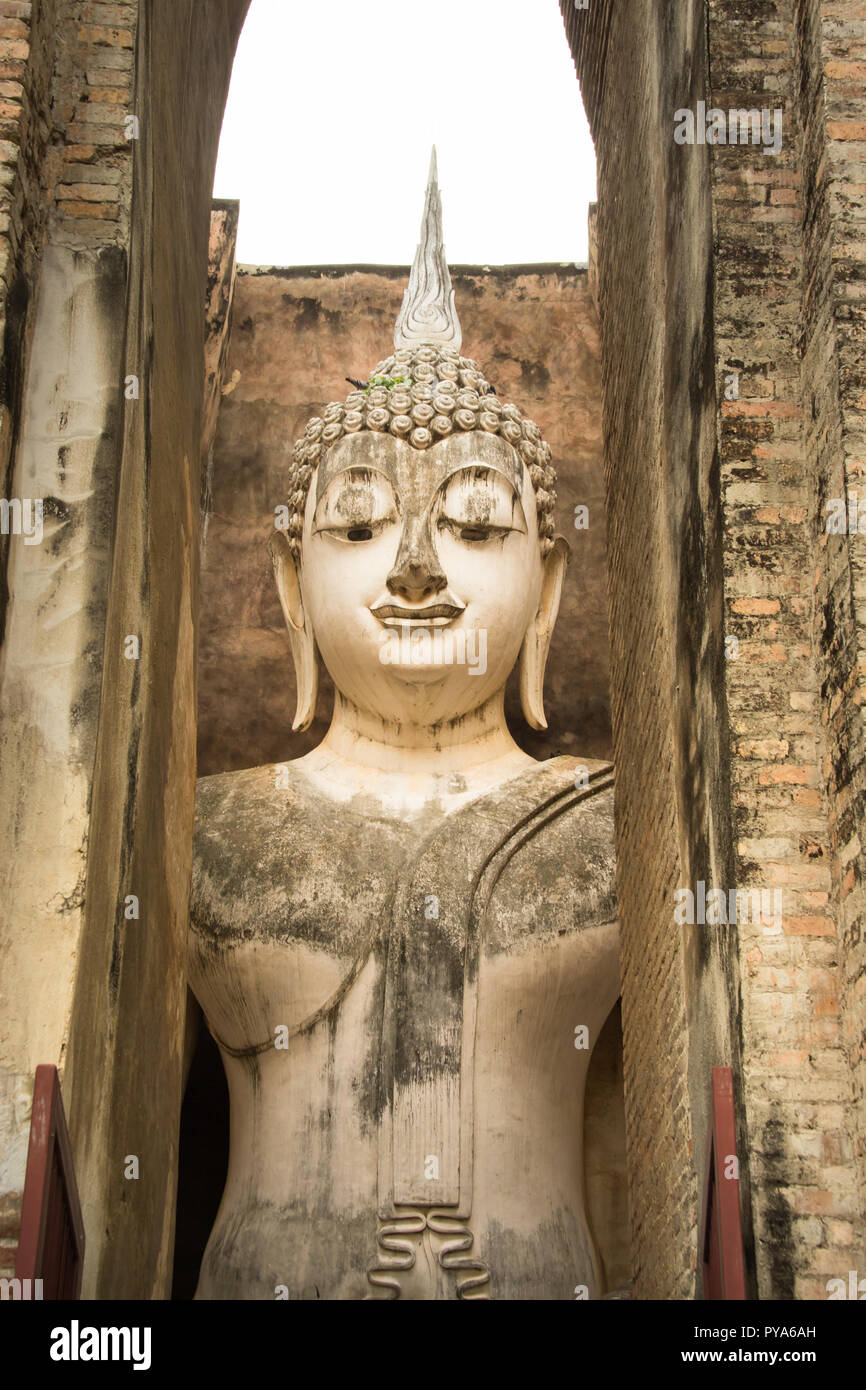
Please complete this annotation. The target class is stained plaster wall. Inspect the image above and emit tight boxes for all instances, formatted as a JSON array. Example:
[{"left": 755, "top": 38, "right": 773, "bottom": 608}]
[{"left": 0, "top": 0, "right": 250, "bottom": 1298}]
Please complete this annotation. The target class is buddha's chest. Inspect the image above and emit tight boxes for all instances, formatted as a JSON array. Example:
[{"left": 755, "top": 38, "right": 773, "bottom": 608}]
[
  {"left": 189, "top": 759, "right": 618, "bottom": 1073},
  {"left": 192, "top": 912, "right": 617, "bottom": 1302},
  {"left": 189, "top": 764, "right": 618, "bottom": 1298},
  {"left": 189, "top": 852, "right": 617, "bottom": 1062},
  {"left": 191, "top": 898, "right": 618, "bottom": 1303}
]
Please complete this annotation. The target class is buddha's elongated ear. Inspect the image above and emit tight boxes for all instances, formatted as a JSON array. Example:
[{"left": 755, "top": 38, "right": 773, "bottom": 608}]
[
  {"left": 519, "top": 535, "right": 570, "bottom": 731},
  {"left": 268, "top": 531, "right": 318, "bottom": 732}
]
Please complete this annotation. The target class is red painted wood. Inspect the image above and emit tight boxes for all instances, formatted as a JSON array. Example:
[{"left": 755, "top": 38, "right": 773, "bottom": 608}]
[
  {"left": 700, "top": 1065, "right": 746, "bottom": 1300},
  {"left": 14, "top": 1064, "right": 85, "bottom": 1298}
]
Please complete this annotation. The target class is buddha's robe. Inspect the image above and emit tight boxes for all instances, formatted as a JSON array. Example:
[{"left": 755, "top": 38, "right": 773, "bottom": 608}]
[{"left": 188, "top": 755, "right": 618, "bottom": 1300}]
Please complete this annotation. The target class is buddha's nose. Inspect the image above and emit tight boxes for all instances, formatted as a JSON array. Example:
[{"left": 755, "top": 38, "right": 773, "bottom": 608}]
[{"left": 386, "top": 516, "right": 447, "bottom": 598}]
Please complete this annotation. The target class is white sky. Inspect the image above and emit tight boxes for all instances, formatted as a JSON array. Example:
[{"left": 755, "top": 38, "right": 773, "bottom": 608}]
[{"left": 213, "top": 0, "right": 596, "bottom": 268}]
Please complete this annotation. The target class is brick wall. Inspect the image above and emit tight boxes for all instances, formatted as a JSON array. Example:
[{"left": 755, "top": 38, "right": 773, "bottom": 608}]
[
  {"left": 48, "top": 1, "right": 135, "bottom": 249},
  {"left": 797, "top": 0, "right": 866, "bottom": 1264},
  {"left": 709, "top": 0, "right": 860, "bottom": 1301},
  {"left": 0, "top": 0, "right": 135, "bottom": 429},
  {"left": 563, "top": 0, "right": 740, "bottom": 1300},
  {"left": 566, "top": 0, "right": 866, "bottom": 1298},
  {"left": 0, "top": 0, "right": 58, "bottom": 345}
]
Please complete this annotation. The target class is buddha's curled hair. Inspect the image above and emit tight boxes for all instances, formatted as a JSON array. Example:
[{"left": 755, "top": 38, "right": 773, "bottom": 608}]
[{"left": 284, "top": 343, "right": 557, "bottom": 559}]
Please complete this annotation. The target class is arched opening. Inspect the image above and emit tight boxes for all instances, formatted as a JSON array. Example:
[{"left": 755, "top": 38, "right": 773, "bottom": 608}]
[
  {"left": 1, "top": 0, "right": 858, "bottom": 1307},
  {"left": 8, "top": 0, "right": 802, "bottom": 1305},
  {"left": 170, "top": 0, "right": 628, "bottom": 1298}
]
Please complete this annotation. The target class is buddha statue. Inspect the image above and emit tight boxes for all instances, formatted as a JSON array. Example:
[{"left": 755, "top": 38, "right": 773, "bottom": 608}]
[{"left": 188, "top": 152, "right": 619, "bottom": 1300}]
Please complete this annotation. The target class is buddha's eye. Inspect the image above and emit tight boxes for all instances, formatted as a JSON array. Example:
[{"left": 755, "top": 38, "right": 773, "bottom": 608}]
[
  {"left": 437, "top": 515, "right": 510, "bottom": 545},
  {"left": 319, "top": 516, "right": 393, "bottom": 544},
  {"left": 456, "top": 523, "right": 494, "bottom": 543},
  {"left": 435, "top": 466, "right": 526, "bottom": 544},
  {"left": 312, "top": 468, "right": 397, "bottom": 542}
]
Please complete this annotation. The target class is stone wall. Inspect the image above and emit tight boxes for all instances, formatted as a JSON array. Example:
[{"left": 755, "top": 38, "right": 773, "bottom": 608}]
[
  {"left": 0, "top": 0, "right": 250, "bottom": 1297},
  {"left": 563, "top": 0, "right": 743, "bottom": 1301},
  {"left": 564, "top": 0, "right": 866, "bottom": 1298},
  {"left": 796, "top": 0, "right": 866, "bottom": 1265},
  {"left": 710, "top": 0, "right": 859, "bottom": 1303},
  {"left": 0, "top": 0, "right": 136, "bottom": 1284},
  {"left": 0, "top": 0, "right": 60, "bottom": 706},
  {"left": 61, "top": 0, "right": 248, "bottom": 1300},
  {"left": 197, "top": 259, "right": 609, "bottom": 776},
  {"left": 0, "top": 0, "right": 863, "bottom": 1302}
]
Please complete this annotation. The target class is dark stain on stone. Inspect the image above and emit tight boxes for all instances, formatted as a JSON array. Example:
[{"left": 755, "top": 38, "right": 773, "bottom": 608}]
[
  {"left": 247, "top": 1054, "right": 261, "bottom": 1102},
  {"left": 519, "top": 359, "right": 550, "bottom": 392},
  {"left": 42, "top": 494, "right": 69, "bottom": 521},
  {"left": 820, "top": 594, "right": 836, "bottom": 657},
  {"left": 453, "top": 276, "right": 485, "bottom": 299},
  {"left": 130, "top": 654, "right": 141, "bottom": 711},
  {"left": 761, "top": 1113, "right": 796, "bottom": 1298},
  {"left": 55, "top": 869, "right": 86, "bottom": 915},
  {"left": 70, "top": 679, "right": 98, "bottom": 733},
  {"left": 109, "top": 720, "right": 142, "bottom": 1003},
  {"left": 240, "top": 262, "right": 584, "bottom": 283},
  {"left": 282, "top": 296, "right": 342, "bottom": 333},
  {"left": 482, "top": 1211, "right": 598, "bottom": 1299},
  {"left": 0, "top": 274, "right": 30, "bottom": 653},
  {"left": 354, "top": 943, "right": 390, "bottom": 1133}
]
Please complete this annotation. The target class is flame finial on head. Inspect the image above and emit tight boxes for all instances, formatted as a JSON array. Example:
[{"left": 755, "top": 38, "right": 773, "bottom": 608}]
[
  {"left": 285, "top": 149, "right": 558, "bottom": 559},
  {"left": 394, "top": 148, "right": 462, "bottom": 351}
]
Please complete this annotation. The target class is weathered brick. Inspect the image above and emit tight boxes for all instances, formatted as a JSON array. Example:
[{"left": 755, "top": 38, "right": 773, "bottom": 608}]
[
  {"left": 58, "top": 199, "right": 118, "bottom": 219},
  {"left": 86, "top": 86, "right": 128, "bottom": 104},
  {"left": 76, "top": 25, "right": 133, "bottom": 49},
  {"left": 0, "top": 17, "right": 27, "bottom": 40},
  {"left": 56, "top": 182, "right": 118, "bottom": 202}
]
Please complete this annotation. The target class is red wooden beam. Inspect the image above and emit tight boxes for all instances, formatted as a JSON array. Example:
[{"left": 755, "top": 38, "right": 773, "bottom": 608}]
[
  {"left": 700, "top": 1065, "right": 746, "bottom": 1300},
  {"left": 14, "top": 1064, "right": 85, "bottom": 1298}
]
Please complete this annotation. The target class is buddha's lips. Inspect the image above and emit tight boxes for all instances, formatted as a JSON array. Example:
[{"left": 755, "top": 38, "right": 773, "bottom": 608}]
[{"left": 371, "top": 601, "right": 464, "bottom": 627}]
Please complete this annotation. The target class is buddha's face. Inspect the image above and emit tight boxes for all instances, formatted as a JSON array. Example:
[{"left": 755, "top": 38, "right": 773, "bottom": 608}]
[{"left": 297, "top": 430, "right": 546, "bottom": 727}]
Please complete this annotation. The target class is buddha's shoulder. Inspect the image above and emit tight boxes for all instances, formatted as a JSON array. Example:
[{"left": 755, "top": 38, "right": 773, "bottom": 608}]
[
  {"left": 192, "top": 761, "right": 404, "bottom": 877},
  {"left": 194, "top": 763, "right": 294, "bottom": 858},
  {"left": 486, "top": 755, "right": 617, "bottom": 933},
  {"left": 195, "top": 760, "right": 317, "bottom": 824},
  {"left": 190, "top": 762, "right": 419, "bottom": 943},
  {"left": 532, "top": 753, "right": 615, "bottom": 850},
  {"left": 507, "top": 754, "right": 615, "bottom": 839}
]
